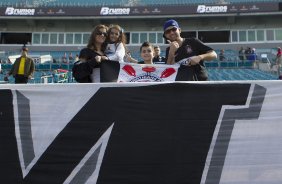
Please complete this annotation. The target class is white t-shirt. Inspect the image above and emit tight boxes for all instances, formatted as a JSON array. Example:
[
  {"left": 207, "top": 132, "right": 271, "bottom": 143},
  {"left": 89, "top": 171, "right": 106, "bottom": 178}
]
[
  {"left": 91, "top": 68, "right": 100, "bottom": 83},
  {"left": 105, "top": 43, "right": 125, "bottom": 63}
]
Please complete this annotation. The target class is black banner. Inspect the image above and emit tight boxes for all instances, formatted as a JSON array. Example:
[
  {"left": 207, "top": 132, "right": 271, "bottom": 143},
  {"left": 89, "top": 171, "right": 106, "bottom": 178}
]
[{"left": 0, "top": 83, "right": 256, "bottom": 184}]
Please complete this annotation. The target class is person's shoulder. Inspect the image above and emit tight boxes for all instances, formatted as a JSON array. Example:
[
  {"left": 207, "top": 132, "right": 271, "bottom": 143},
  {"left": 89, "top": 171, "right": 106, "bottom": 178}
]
[
  {"left": 80, "top": 47, "right": 92, "bottom": 52},
  {"left": 74, "top": 60, "right": 81, "bottom": 65},
  {"left": 116, "top": 42, "right": 124, "bottom": 47},
  {"left": 179, "top": 38, "right": 195, "bottom": 47},
  {"left": 185, "top": 37, "right": 196, "bottom": 40},
  {"left": 79, "top": 47, "right": 95, "bottom": 58},
  {"left": 184, "top": 37, "right": 200, "bottom": 43},
  {"left": 84, "top": 47, "right": 98, "bottom": 52}
]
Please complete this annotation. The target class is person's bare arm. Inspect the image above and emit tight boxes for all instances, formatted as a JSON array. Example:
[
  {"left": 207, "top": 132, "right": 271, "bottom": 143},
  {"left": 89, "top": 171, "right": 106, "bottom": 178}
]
[
  {"left": 125, "top": 54, "right": 138, "bottom": 63},
  {"left": 166, "top": 40, "right": 179, "bottom": 65}
]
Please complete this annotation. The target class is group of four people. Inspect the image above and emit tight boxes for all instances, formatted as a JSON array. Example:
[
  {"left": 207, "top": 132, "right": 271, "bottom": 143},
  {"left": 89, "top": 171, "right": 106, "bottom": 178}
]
[
  {"left": 72, "top": 19, "right": 217, "bottom": 83},
  {"left": 5, "top": 19, "right": 217, "bottom": 84}
]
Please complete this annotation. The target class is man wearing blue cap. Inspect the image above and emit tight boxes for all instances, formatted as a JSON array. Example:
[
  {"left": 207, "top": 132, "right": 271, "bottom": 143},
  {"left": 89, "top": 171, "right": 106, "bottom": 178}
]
[{"left": 163, "top": 19, "right": 217, "bottom": 80}]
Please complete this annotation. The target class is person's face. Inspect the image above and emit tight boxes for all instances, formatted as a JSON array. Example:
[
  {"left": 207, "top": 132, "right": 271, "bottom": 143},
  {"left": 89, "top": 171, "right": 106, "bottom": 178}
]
[
  {"left": 21, "top": 50, "right": 28, "bottom": 57},
  {"left": 141, "top": 46, "right": 154, "bottom": 62},
  {"left": 164, "top": 26, "right": 181, "bottom": 41},
  {"left": 95, "top": 28, "right": 107, "bottom": 44},
  {"left": 154, "top": 47, "right": 160, "bottom": 57},
  {"left": 109, "top": 28, "right": 120, "bottom": 43}
]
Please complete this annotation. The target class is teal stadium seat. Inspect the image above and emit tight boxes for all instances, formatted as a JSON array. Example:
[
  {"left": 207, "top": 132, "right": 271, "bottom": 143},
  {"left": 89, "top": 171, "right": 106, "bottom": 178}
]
[{"left": 207, "top": 68, "right": 277, "bottom": 81}]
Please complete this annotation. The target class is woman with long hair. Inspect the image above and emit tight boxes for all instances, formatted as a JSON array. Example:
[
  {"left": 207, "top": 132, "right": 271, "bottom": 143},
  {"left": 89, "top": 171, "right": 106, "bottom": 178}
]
[{"left": 73, "top": 24, "right": 108, "bottom": 83}]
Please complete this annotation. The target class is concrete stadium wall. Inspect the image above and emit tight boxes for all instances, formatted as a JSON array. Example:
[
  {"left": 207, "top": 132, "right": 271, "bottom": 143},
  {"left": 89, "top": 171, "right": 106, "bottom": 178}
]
[
  {"left": 1, "top": 15, "right": 282, "bottom": 33},
  {"left": 0, "top": 14, "right": 282, "bottom": 53}
]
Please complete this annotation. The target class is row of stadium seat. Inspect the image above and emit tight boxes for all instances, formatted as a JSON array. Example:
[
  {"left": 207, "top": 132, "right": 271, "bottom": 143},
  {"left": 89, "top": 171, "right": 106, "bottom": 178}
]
[
  {"left": 0, "top": 60, "right": 257, "bottom": 71},
  {"left": 207, "top": 68, "right": 277, "bottom": 81},
  {"left": 0, "top": 48, "right": 277, "bottom": 66},
  {"left": 205, "top": 60, "right": 255, "bottom": 68},
  {"left": 0, "top": 61, "right": 278, "bottom": 83},
  {"left": 0, "top": 70, "right": 75, "bottom": 84},
  {"left": 0, "top": 68, "right": 277, "bottom": 83},
  {"left": 1, "top": 63, "right": 73, "bottom": 70}
]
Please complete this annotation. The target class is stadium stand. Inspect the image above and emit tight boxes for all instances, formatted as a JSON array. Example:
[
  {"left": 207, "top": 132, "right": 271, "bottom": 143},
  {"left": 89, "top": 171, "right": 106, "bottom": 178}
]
[
  {"left": 1, "top": 3, "right": 282, "bottom": 184},
  {"left": 0, "top": 59, "right": 278, "bottom": 83},
  {"left": 227, "top": 0, "right": 281, "bottom": 3},
  {"left": 207, "top": 68, "right": 277, "bottom": 80}
]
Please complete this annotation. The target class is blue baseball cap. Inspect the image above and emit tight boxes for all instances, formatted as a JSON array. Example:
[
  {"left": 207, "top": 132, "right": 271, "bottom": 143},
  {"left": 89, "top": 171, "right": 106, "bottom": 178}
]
[{"left": 163, "top": 19, "right": 180, "bottom": 32}]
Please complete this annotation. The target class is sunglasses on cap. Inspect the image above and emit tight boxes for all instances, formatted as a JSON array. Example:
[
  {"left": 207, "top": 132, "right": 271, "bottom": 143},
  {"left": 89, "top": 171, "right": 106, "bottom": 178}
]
[
  {"left": 164, "top": 27, "right": 178, "bottom": 34},
  {"left": 96, "top": 31, "right": 107, "bottom": 36}
]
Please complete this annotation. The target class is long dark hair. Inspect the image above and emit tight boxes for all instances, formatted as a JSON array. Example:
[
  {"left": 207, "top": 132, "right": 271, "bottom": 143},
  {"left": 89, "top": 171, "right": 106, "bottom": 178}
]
[{"left": 87, "top": 24, "right": 108, "bottom": 52}]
